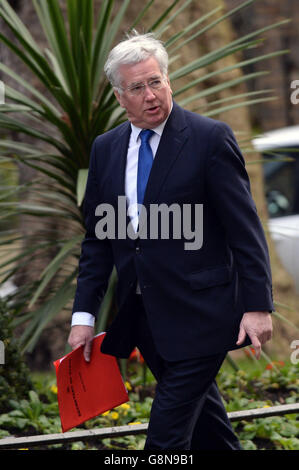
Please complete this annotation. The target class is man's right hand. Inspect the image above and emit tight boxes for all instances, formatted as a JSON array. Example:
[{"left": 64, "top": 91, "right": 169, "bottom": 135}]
[{"left": 68, "top": 325, "right": 94, "bottom": 362}]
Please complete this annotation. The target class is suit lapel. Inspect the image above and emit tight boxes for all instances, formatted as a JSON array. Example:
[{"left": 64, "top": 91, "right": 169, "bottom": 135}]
[
  {"left": 143, "top": 102, "right": 189, "bottom": 206},
  {"left": 110, "top": 102, "right": 188, "bottom": 204},
  {"left": 110, "top": 121, "right": 135, "bottom": 242},
  {"left": 111, "top": 121, "right": 131, "bottom": 199}
]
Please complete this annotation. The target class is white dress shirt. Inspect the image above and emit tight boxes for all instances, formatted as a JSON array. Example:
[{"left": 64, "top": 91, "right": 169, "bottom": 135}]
[{"left": 72, "top": 113, "right": 171, "bottom": 327}]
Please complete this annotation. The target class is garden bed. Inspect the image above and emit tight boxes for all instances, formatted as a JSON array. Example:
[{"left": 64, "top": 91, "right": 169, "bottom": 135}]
[{"left": 0, "top": 359, "right": 298, "bottom": 450}]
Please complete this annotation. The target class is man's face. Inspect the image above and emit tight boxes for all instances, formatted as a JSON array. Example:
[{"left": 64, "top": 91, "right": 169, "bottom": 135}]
[{"left": 114, "top": 56, "right": 173, "bottom": 129}]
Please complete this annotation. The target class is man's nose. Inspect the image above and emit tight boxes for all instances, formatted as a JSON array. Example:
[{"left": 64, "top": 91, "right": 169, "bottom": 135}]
[{"left": 144, "top": 84, "right": 156, "bottom": 100}]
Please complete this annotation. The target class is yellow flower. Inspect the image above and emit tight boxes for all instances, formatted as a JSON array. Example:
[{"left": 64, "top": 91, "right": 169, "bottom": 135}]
[
  {"left": 125, "top": 381, "right": 132, "bottom": 391},
  {"left": 102, "top": 410, "right": 110, "bottom": 416},
  {"left": 128, "top": 421, "right": 142, "bottom": 425},
  {"left": 263, "top": 405, "right": 270, "bottom": 408},
  {"left": 50, "top": 384, "right": 58, "bottom": 394},
  {"left": 119, "top": 403, "right": 130, "bottom": 410},
  {"left": 111, "top": 411, "right": 119, "bottom": 420}
]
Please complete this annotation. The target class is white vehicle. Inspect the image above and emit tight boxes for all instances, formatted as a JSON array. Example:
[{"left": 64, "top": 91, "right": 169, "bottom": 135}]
[{"left": 253, "top": 125, "right": 299, "bottom": 291}]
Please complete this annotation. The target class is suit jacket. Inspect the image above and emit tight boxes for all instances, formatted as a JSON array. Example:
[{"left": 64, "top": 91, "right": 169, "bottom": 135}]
[{"left": 72, "top": 101, "right": 274, "bottom": 361}]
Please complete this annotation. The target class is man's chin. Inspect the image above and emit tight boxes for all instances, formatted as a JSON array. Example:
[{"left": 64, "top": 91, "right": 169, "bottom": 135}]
[{"left": 143, "top": 112, "right": 167, "bottom": 129}]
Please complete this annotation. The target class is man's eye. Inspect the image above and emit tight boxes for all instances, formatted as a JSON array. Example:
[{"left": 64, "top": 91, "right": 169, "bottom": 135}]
[
  {"left": 150, "top": 80, "right": 161, "bottom": 87},
  {"left": 131, "top": 85, "right": 143, "bottom": 92}
]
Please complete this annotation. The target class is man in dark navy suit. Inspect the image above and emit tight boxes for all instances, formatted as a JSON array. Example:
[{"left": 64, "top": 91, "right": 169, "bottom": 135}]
[{"left": 68, "top": 33, "right": 273, "bottom": 450}]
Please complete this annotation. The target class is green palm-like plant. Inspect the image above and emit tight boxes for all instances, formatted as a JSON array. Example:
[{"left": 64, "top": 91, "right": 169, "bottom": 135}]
[{"left": 0, "top": 0, "right": 289, "bottom": 352}]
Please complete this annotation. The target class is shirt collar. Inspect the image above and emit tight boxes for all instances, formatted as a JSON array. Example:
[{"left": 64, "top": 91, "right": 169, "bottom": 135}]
[{"left": 130, "top": 102, "right": 173, "bottom": 143}]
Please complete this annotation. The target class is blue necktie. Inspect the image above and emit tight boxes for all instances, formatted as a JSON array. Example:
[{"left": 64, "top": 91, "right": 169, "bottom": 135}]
[{"left": 137, "top": 129, "right": 154, "bottom": 206}]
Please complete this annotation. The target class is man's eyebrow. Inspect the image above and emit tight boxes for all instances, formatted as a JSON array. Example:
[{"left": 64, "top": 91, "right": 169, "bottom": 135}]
[
  {"left": 128, "top": 75, "right": 161, "bottom": 87},
  {"left": 128, "top": 81, "right": 144, "bottom": 87},
  {"left": 148, "top": 75, "right": 161, "bottom": 80}
]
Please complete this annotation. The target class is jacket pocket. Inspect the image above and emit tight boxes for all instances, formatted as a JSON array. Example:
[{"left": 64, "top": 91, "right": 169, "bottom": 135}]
[{"left": 189, "top": 265, "right": 232, "bottom": 290}]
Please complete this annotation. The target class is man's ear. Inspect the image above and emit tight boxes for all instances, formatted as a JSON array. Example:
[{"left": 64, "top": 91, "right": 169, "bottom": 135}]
[
  {"left": 166, "top": 75, "right": 172, "bottom": 94},
  {"left": 114, "top": 89, "right": 124, "bottom": 108},
  {"left": 166, "top": 75, "right": 173, "bottom": 95}
]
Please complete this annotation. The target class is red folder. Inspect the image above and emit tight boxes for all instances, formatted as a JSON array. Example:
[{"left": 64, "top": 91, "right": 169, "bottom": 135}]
[{"left": 53, "top": 333, "right": 129, "bottom": 432}]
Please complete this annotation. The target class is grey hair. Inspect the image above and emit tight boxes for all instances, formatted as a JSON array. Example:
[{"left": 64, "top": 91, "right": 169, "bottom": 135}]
[{"left": 104, "top": 31, "right": 169, "bottom": 92}]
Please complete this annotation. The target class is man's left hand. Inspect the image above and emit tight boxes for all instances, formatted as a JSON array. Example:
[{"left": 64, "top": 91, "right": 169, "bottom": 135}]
[{"left": 236, "top": 311, "right": 273, "bottom": 359}]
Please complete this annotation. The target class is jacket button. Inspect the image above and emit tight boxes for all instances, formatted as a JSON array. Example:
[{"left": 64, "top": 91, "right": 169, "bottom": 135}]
[{"left": 136, "top": 246, "right": 140, "bottom": 253}]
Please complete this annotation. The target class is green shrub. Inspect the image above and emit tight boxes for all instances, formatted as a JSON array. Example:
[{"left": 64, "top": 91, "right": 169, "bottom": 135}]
[
  {"left": 217, "top": 361, "right": 299, "bottom": 450},
  {"left": 0, "top": 389, "right": 60, "bottom": 435},
  {"left": 0, "top": 298, "right": 32, "bottom": 413}
]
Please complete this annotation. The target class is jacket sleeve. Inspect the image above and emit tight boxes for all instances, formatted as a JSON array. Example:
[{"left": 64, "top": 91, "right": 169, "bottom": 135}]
[
  {"left": 72, "top": 139, "right": 114, "bottom": 319},
  {"left": 205, "top": 121, "right": 274, "bottom": 312}
]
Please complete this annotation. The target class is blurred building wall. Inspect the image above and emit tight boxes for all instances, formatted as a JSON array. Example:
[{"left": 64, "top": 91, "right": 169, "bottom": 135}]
[{"left": 225, "top": 0, "right": 299, "bottom": 131}]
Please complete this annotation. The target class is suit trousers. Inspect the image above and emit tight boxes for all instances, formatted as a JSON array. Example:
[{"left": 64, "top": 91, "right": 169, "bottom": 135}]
[{"left": 132, "top": 295, "right": 241, "bottom": 450}]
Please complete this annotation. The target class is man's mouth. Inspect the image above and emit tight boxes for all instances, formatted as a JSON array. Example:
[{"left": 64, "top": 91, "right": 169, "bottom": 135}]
[{"left": 146, "top": 105, "right": 159, "bottom": 113}]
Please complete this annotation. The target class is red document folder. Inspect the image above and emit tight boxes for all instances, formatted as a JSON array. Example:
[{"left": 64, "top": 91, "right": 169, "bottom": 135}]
[{"left": 53, "top": 333, "right": 129, "bottom": 432}]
